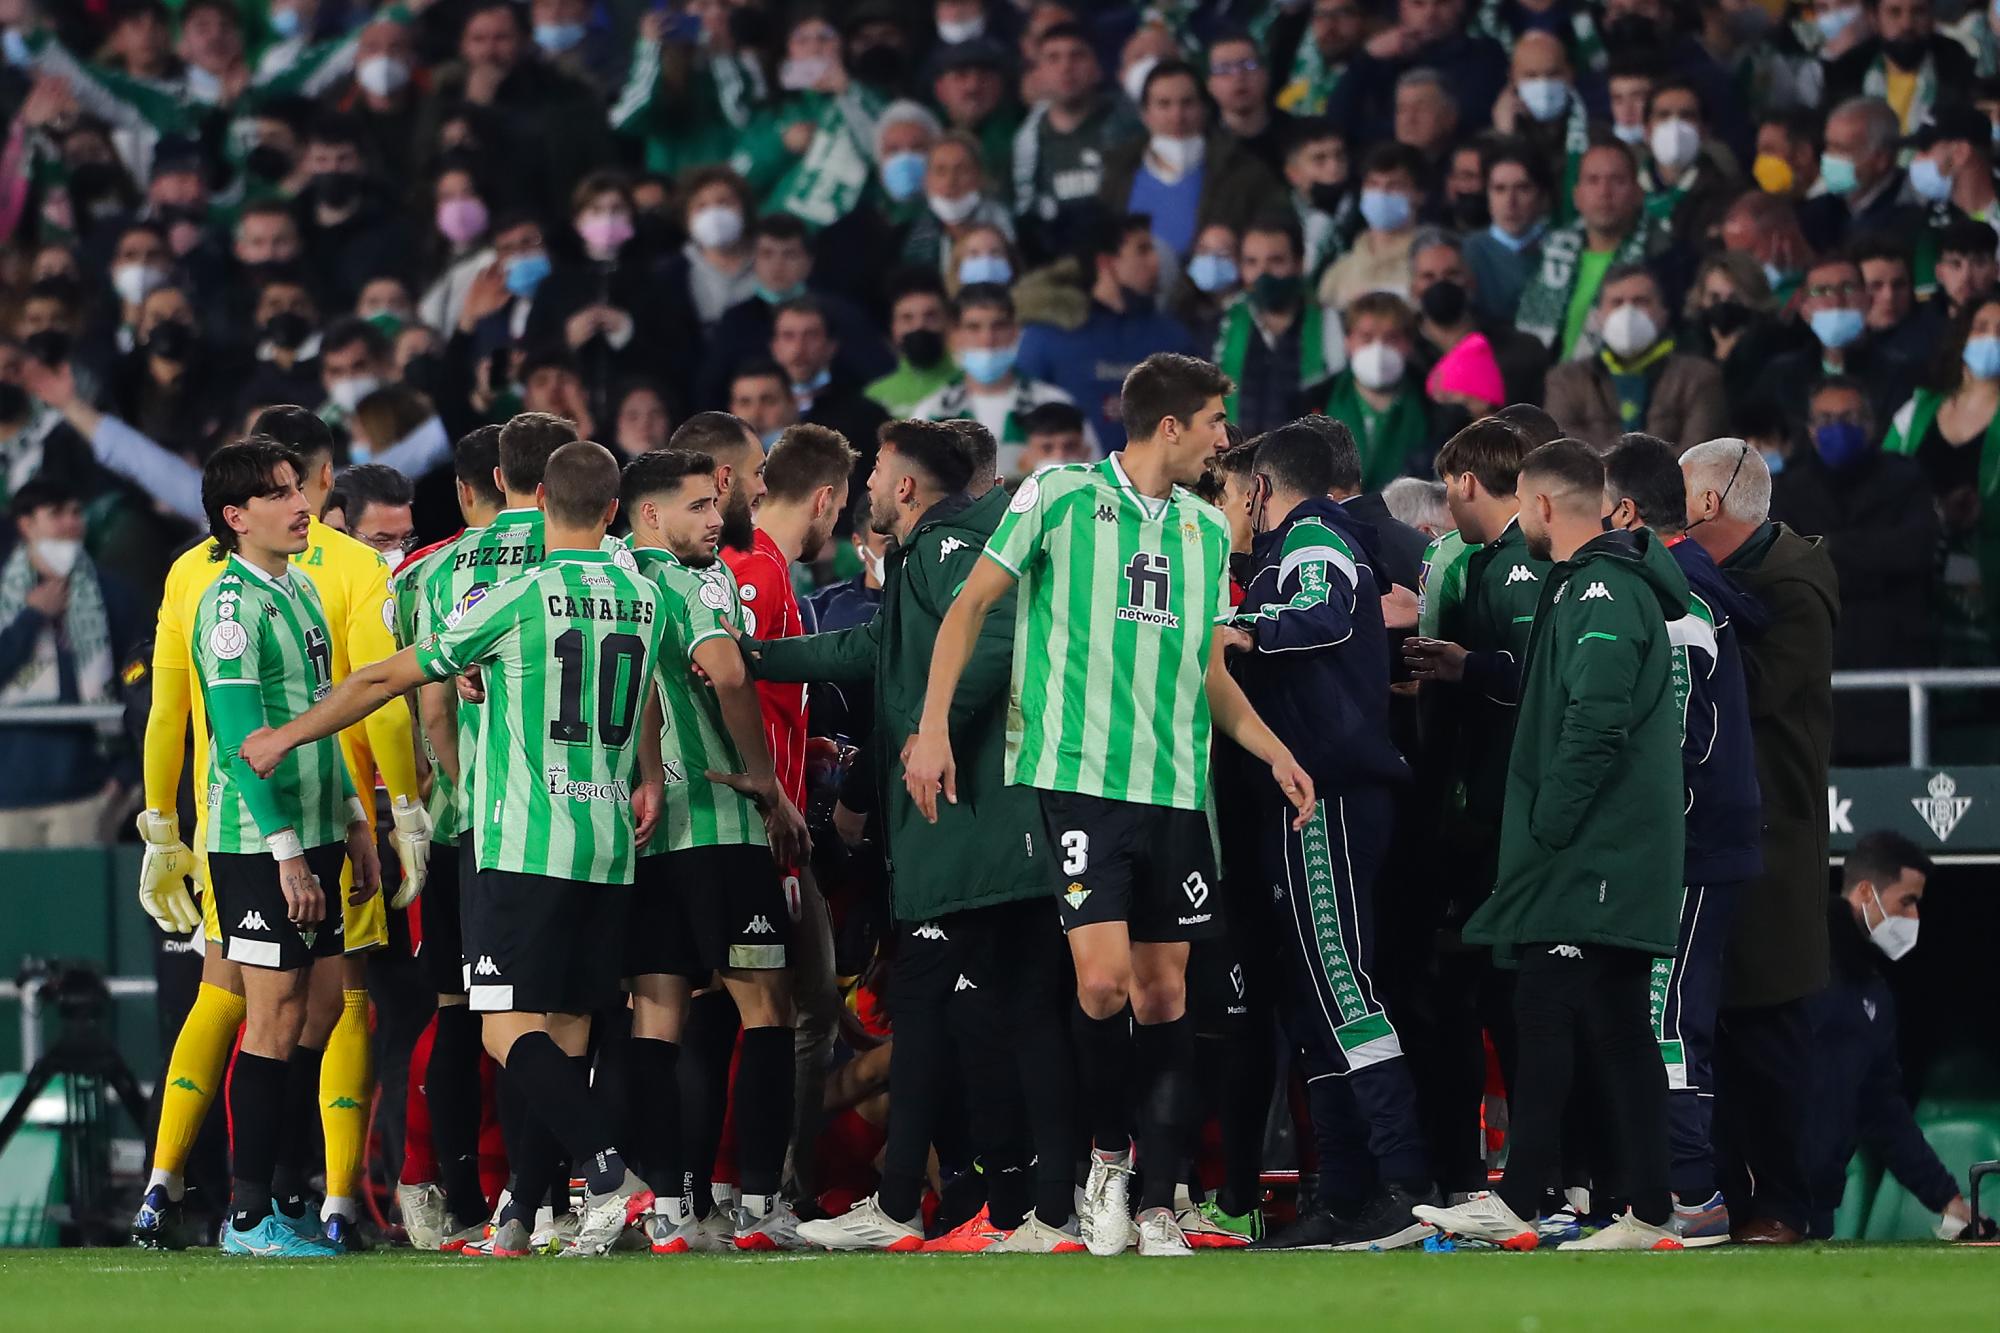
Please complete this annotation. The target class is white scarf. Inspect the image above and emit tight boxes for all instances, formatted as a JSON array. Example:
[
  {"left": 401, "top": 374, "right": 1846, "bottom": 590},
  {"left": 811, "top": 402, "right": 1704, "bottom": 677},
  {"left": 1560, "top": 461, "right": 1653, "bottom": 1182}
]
[{"left": 0, "top": 540, "right": 112, "bottom": 710}]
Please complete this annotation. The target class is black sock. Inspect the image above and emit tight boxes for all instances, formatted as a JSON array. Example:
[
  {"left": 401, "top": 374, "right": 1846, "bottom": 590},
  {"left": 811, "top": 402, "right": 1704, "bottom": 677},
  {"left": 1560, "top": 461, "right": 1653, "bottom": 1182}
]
[
  {"left": 502, "top": 1032, "right": 625, "bottom": 1195},
  {"left": 679, "top": 991, "right": 739, "bottom": 1217},
  {"left": 272, "top": 1044, "right": 324, "bottom": 1217},
  {"left": 987, "top": 1163, "right": 1031, "bottom": 1233},
  {"left": 1134, "top": 1016, "right": 1195, "bottom": 1212},
  {"left": 229, "top": 1052, "right": 288, "bottom": 1231},
  {"left": 733, "top": 1025, "right": 794, "bottom": 1198},
  {"left": 1070, "top": 1005, "right": 1132, "bottom": 1154},
  {"left": 495, "top": 1065, "right": 560, "bottom": 1228},
  {"left": 429, "top": 1005, "right": 486, "bottom": 1224},
  {"left": 629, "top": 1037, "right": 684, "bottom": 1203},
  {"left": 1216, "top": 1024, "right": 1275, "bottom": 1217}
]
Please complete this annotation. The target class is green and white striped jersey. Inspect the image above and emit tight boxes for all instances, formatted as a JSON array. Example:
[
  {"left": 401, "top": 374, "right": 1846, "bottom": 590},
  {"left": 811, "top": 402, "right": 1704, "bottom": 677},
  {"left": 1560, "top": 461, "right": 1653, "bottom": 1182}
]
[
  {"left": 1418, "top": 529, "right": 1473, "bottom": 639},
  {"left": 393, "top": 540, "right": 461, "bottom": 844},
  {"left": 414, "top": 548, "right": 665, "bottom": 885},
  {"left": 192, "top": 555, "right": 353, "bottom": 853},
  {"left": 631, "top": 547, "right": 766, "bottom": 853},
  {"left": 983, "top": 456, "right": 1233, "bottom": 811}
]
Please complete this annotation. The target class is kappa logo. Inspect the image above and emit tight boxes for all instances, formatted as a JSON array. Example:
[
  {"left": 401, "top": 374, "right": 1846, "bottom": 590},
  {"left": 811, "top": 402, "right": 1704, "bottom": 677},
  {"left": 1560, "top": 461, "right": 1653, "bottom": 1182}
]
[
  {"left": 938, "top": 536, "right": 968, "bottom": 561},
  {"left": 745, "top": 915, "right": 777, "bottom": 935},
  {"left": 1094, "top": 504, "right": 1116, "bottom": 523},
  {"left": 1861, "top": 997, "right": 1878, "bottom": 1023},
  {"left": 1579, "top": 582, "right": 1613, "bottom": 601},
  {"left": 954, "top": 975, "right": 978, "bottom": 992},
  {"left": 912, "top": 922, "right": 948, "bottom": 941},
  {"left": 237, "top": 910, "right": 268, "bottom": 931},
  {"left": 1504, "top": 564, "right": 1538, "bottom": 584},
  {"left": 1546, "top": 944, "right": 1584, "bottom": 959},
  {"left": 473, "top": 956, "right": 500, "bottom": 976},
  {"left": 1182, "top": 872, "right": 1210, "bottom": 909},
  {"left": 1913, "top": 771, "right": 1973, "bottom": 842}
]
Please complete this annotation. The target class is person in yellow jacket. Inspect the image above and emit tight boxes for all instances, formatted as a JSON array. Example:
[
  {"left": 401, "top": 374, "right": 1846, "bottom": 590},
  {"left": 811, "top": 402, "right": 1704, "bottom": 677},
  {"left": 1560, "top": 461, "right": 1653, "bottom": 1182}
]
[{"left": 130, "top": 408, "right": 432, "bottom": 1250}]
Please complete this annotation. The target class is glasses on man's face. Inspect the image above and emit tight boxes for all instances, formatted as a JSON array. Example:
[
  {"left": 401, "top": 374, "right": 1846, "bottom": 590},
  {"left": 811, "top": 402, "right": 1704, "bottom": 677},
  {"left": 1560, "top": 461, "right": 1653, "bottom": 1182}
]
[
  {"left": 358, "top": 531, "right": 418, "bottom": 554},
  {"left": 1805, "top": 281, "right": 1863, "bottom": 300},
  {"left": 1212, "top": 58, "right": 1261, "bottom": 77}
]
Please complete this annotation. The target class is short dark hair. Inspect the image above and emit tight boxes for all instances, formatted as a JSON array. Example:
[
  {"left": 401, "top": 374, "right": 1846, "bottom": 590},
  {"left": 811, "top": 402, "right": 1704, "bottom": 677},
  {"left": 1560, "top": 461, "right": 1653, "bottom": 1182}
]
[
  {"left": 670, "top": 411, "right": 759, "bottom": 460},
  {"left": 1482, "top": 138, "right": 1555, "bottom": 197},
  {"left": 1938, "top": 218, "right": 1999, "bottom": 261},
  {"left": 1120, "top": 352, "right": 1233, "bottom": 443},
  {"left": 772, "top": 295, "right": 829, "bottom": 334},
  {"left": 1213, "top": 438, "right": 1261, "bottom": 480},
  {"left": 1283, "top": 116, "right": 1343, "bottom": 160},
  {"left": 952, "top": 283, "right": 1015, "bottom": 322},
  {"left": 885, "top": 265, "right": 948, "bottom": 307},
  {"left": 1084, "top": 212, "right": 1153, "bottom": 267},
  {"left": 203, "top": 436, "right": 303, "bottom": 558},
  {"left": 1519, "top": 438, "right": 1607, "bottom": 505},
  {"left": 1242, "top": 213, "right": 1304, "bottom": 261},
  {"left": 8, "top": 477, "right": 77, "bottom": 523},
  {"left": 1022, "top": 400, "right": 1085, "bottom": 438},
  {"left": 321, "top": 315, "right": 389, "bottom": 363},
  {"left": 498, "top": 411, "right": 579, "bottom": 492},
  {"left": 1434, "top": 416, "right": 1529, "bottom": 496},
  {"left": 251, "top": 404, "right": 336, "bottom": 464},
  {"left": 621, "top": 448, "right": 716, "bottom": 510},
  {"left": 331, "top": 462, "right": 413, "bottom": 525},
  {"left": 1495, "top": 403, "right": 1564, "bottom": 448},
  {"left": 1295, "top": 414, "right": 1361, "bottom": 493},
  {"left": 1139, "top": 58, "right": 1201, "bottom": 105},
  {"left": 1645, "top": 76, "right": 1704, "bottom": 122},
  {"left": 1036, "top": 20, "right": 1091, "bottom": 50},
  {"left": 730, "top": 358, "right": 788, "bottom": 392},
  {"left": 1252, "top": 422, "right": 1336, "bottom": 498},
  {"left": 1361, "top": 142, "right": 1426, "bottom": 183},
  {"left": 753, "top": 213, "right": 810, "bottom": 247},
  {"left": 943, "top": 418, "right": 998, "bottom": 482},
  {"left": 1605, "top": 434, "right": 1687, "bottom": 533},
  {"left": 764, "top": 424, "right": 858, "bottom": 503},
  {"left": 1843, "top": 830, "right": 1934, "bottom": 890},
  {"left": 877, "top": 419, "right": 975, "bottom": 494},
  {"left": 539, "top": 440, "right": 622, "bottom": 528},
  {"left": 454, "top": 424, "right": 504, "bottom": 506}
]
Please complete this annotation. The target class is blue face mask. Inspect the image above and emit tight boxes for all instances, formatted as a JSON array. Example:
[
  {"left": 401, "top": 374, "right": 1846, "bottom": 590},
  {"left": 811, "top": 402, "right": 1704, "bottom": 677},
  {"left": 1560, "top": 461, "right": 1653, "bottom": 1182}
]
[
  {"left": 268, "top": 7, "right": 303, "bottom": 40},
  {"left": 1814, "top": 420, "right": 1871, "bottom": 469},
  {"left": 1809, "top": 306, "right": 1864, "bottom": 350},
  {"left": 793, "top": 367, "right": 832, "bottom": 396},
  {"left": 958, "top": 254, "right": 1013, "bottom": 287},
  {"left": 1763, "top": 448, "right": 1786, "bottom": 477},
  {"left": 1359, "top": 188, "right": 1412, "bottom": 232},
  {"left": 534, "top": 22, "right": 587, "bottom": 54},
  {"left": 880, "top": 150, "right": 927, "bottom": 202},
  {"left": 960, "top": 343, "right": 1018, "bottom": 386},
  {"left": 1910, "top": 156, "right": 1954, "bottom": 203},
  {"left": 1487, "top": 219, "right": 1546, "bottom": 252},
  {"left": 503, "top": 251, "right": 551, "bottom": 298},
  {"left": 754, "top": 280, "right": 807, "bottom": 306},
  {"left": 1815, "top": 7, "right": 1859, "bottom": 40},
  {"left": 759, "top": 427, "right": 783, "bottom": 450},
  {"left": 1965, "top": 334, "right": 2000, "bottom": 379},
  {"left": 1187, "top": 251, "right": 1239, "bottom": 293},
  {"left": 1819, "top": 153, "right": 1860, "bottom": 196}
]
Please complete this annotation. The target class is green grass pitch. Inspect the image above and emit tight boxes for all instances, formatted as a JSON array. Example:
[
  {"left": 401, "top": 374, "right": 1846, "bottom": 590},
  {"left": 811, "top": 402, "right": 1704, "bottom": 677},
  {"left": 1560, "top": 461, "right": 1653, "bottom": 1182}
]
[{"left": 3, "top": 1244, "right": 1992, "bottom": 1331}]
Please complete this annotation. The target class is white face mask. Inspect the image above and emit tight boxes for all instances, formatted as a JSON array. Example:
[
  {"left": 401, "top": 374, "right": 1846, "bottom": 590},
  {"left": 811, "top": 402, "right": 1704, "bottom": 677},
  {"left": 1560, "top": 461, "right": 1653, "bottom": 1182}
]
[
  {"left": 356, "top": 54, "right": 410, "bottom": 98},
  {"left": 780, "top": 55, "right": 833, "bottom": 91},
  {"left": 1650, "top": 117, "right": 1701, "bottom": 172},
  {"left": 1866, "top": 884, "right": 1920, "bottom": 960},
  {"left": 938, "top": 16, "right": 986, "bottom": 43},
  {"left": 329, "top": 374, "right": 382, "bottom": 413},
  {"left": 1612, "top": 121, "right": 1648, "bottom": 146},
  {"left": 1350, "top": 340, "right": 1405, "bottom": 390},
  {"left": 1148, "top": 134, "right": 1207, "bottom": 175},
  {"left": 928, "top": 191, "right": 982, "bottom": 224},
  {"left": 32, "top": 538, "right": 81, "bottom": 578},
  {"left": 858, "top": 542, "right": 885, "bottom": 583},
  {"left": 379, "top": 546, "right": 407, "bottom": 574},
  {"left": 112, "top": 262, "right": 167, "bottom": 308},
  {"left": 1602, "top": 304, "right": 1659, "bottom": 358},
  {"left": 688, "top": 204, "right": 745, "bottom": 251}
]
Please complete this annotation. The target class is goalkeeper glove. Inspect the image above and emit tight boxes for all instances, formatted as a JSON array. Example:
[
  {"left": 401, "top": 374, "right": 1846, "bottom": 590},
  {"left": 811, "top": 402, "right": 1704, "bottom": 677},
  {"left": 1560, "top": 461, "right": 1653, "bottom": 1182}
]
[
  {"left": 135, "top": 809, "right": 201, "bottom": 934},
  {"left": 389, "top": 795, "right": 433, "bottom": 909}
]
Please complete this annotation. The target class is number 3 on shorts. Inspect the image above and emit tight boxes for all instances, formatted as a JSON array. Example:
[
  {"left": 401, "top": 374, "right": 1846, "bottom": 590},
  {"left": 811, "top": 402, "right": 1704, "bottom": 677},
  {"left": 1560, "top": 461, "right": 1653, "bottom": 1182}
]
[{"left": 1060, "top": 830, "right": 1089, "bottom": 876}]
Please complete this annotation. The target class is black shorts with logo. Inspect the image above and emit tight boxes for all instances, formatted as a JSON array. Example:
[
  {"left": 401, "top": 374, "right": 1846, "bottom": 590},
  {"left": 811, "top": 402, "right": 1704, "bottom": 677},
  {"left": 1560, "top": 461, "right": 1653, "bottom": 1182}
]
[
  {"left": 1039, "top": 789, "right": 1223, "bottom": 943},
  {"left": 464, "top": 868, "right": 630, "bottom": 1015},
  {"left": 625, "top": 843, "right": 791, "bottom": 981},
  {"left": 414, "top": 839, "right": 464, "bottom": 995},
  {"left": 210, "top": 842, "right": 348, "bottom": 972}
]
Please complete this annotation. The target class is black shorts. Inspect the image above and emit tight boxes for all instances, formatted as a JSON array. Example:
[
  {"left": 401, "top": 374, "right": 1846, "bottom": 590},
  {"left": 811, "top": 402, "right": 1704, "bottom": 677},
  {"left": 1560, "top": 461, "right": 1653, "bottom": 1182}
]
[
  {"left": 210, "top": 842, "right": 348, "bottom": 972},
  {"left": 1040, "top": 790, "right": 1223, "bottom": 943},
  {"left": 463, "top": 868, "right": 630, "bottom": 1015},
  {"left": 414, "top": 841, "right": 464, "bottom": 995},
  {"left": 624, "top": 844, "right": 791, "bottom": 981}
]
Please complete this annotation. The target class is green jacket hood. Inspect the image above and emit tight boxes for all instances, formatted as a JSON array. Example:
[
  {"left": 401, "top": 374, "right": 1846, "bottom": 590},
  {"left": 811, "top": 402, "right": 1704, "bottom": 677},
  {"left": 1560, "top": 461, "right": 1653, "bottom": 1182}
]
[{"left": 1569, "top": 527, "right": 1692, "bottom": 622}]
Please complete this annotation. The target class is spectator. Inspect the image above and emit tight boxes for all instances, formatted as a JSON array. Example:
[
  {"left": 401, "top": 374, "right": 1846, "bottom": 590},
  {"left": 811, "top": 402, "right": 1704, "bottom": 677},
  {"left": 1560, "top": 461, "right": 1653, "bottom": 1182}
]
[
  {"left": 1011, "top": 22, "right": 1140, "bottom": 262},
  {"left": 608, "top": 380, "right": 672, "bottom": 463},
  {"left": 1772, "top": 377, "right": 1940, "bottom": 764},
  {"left": 1903, "top": 107, "right": 1997, "bottom": 297},
  {"left": 1922, "top": 219, "right": 2000, "bottom": 334},
  {"left": 322, "top": 460, "right": 416, "bottom": 570},
  {"left": 928, "top": 36, "right": 1020, "bottom": 181},
  {"left": 1208, "top": 30, "right": 1292, "bottom": 175},
  {"left": 295, "top": 114, "right": 413, "bottom": 312},
  {"left": 1318, "top": 143, "right": 1427, "bottom": 311},
  {"left": 729, "top": 11, "right": 885, "bottom": 232},
  {"left": 1516, "top": 140, "right": 1663, "bottom": 360},
  {"left": 1805, "top": 833, "right": 1994, "bottom": 1242},
  {"left": 1321, "top": 292, "right": 1443, "bottom": 490},
  {"left": 0, "top": 479, "right": 140, "bottom": 849},
  {"left": 1682, "top": 252, "right": 1790, "bottom": 419},
  {"left": 609, "top": 2, "right": 769, "bottom": 178},
  {"left": 1767, "top": 253, "right": 1916, "bottom": 428},
  {"left": 1015, "top": 212, "right": 1197, "bottom": 449},
  {"left": 1268, "top": 0, "right": 1368, "bottom": 118},
  {"left": 731, "top": 360, "right": 799, "bottom": 449},
  {"left": 414, "top": 156, "right": 498, "bottom": 339},
  {"left": 1854, "top": 237, "right": 1929, "bottom": 365},
  {"left": 1487, "top": 33, "right": 1585, "bottom": 199},
  {"left": 1718, "top": 191, "right": 1815, "bottom": 309},
  {"left": 1325, "top": 0, "right": 1508, "bottom": 147},
  {"left": 1800, "top": 98, "right": 1914, "bottom": 251},
  {"left": 1461, "top": 142, "right": 1552, "bottom": 326},
  {"left": 1753, "top": 110, "right": 1824, "bottom": 217},
  {"left": 1013, "top": 399, "right": 1095, "bottom": 477},
  {"left": 317, "top": 316, "right": 394, "bottom": 435},
  {"left": 912, "top": 284, "right": 1089, "bottom": 477},
  {"left": 1393, "top": 68, "right": 1459, "bottom": 193},
  {"left": 905, "top": 132, "right": 1015, "bottom": 273},
  {"left": 769, "top": 298, "right": 888, "bottom": 514},
  {"left": 242, "top": 269, "right": 325, "bottom": 410},
  {"left": 1210, "top": 216, "right": 1341, "bottom": 437},
  {"left": 110, "top": 284, "right": 226, "bottom": 461},
  {"left": 1682, "top": 437, "right": 1839, "bottom": 1246},
  {"left": 1408, "top": 229, "right": 1548, "bottom": 407},
  {"left": 332, "top": 17, "right": 426, "bottom": 187},
  {"left": 1543, "top": 265, "right": 1726, "bottom": 451},
  {"left": 1639, "top": 79, "right": 1741, "bottom": 243},
  {"left": 1281, "top": 117, "right": 1357, "bottom": 283},
  {"left": 1099, "top": 59, "right": 1285, "bottom": 263},
  {"left": 1824, "top": 0, "right": 1974, "bottom": 133},
  {"left": 653, "top": 168, "right": 757, "bottom": 337},
  {"left": 865, "top": 271, "right": 957, "bottom": 418},
  {"left": 349, "top": 384, "right": 437, "bottom": 471}
]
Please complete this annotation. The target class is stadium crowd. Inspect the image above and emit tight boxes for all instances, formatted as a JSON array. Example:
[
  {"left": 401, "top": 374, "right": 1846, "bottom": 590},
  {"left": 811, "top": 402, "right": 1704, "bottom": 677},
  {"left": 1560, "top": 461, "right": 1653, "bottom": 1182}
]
[{"left": 0, "top": 0, "right": 1994, "bottom": 1259}]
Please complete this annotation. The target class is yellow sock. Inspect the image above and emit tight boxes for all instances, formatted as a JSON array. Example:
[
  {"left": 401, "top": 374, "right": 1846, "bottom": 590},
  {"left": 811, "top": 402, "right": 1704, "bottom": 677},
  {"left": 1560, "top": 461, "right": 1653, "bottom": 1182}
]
[
  {"left": 151, "top": 983, "right": 244, "bottom": 1190},
  {"left": 319, "top": 989, "right": 373, "bottom": 1211}
]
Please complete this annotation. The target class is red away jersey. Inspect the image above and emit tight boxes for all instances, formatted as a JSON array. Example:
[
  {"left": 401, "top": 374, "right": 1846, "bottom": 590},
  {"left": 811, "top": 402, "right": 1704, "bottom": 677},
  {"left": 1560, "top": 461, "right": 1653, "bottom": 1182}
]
[{"left": 724, "top": 529, "right": 808, "bottom": 812}]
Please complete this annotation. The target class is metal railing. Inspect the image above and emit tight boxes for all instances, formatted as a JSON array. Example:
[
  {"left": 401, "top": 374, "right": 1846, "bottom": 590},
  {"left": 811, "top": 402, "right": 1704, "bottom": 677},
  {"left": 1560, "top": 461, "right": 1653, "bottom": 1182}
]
[
  {"left": 0, "top": 976, "right": 158, "bottom": 1069},
  {"left": 1830, "top": 668, "right": 2000, "bottom": 767},
  {"left": 0, "top": 703, "right": 124, "bottom": 725}
]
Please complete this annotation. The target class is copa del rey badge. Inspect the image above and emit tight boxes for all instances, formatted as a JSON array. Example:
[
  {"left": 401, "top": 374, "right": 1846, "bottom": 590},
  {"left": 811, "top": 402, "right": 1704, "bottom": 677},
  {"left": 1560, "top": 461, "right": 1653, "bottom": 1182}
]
[{"left": 1913, "top": 771, "right": 1973, "bottom": 842}]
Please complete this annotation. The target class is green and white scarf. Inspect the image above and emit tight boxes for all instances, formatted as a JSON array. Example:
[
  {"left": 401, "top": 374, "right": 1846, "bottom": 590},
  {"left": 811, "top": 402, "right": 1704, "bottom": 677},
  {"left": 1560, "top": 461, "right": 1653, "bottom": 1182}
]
[
  {"left": 1271, "top": 31, "right": 1346, "bottom": 116},
  {"left": 1473, "top": 2, "right": 1607, "bottom": 72},
  {"left": 750, "top": 87, "right": 886, "bottom": 229},
  {"left": 1514, "top": 219, "right": 1659, "bottom": 351},
  {"left": 0, "top": 542, "right": 111, "bottom": 710},
  {"left": 1861, "top": 51, "right": 1940, "bottom": 132},
  {"left": 1213, "top": 298, "right": 1336, "bottom": 417},
  {"left": 1552, "top": 92, "right": 1591, "bottom": 227}
]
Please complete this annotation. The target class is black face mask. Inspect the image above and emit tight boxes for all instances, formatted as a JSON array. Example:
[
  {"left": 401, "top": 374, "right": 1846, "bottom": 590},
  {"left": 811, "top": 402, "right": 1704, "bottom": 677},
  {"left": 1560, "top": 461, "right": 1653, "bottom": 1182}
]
[
  {"left": 261, "top": 310, "right": 313, "bottom": 350},
  {"left": 1604, "top": 14, "right": 1661, "bottom": 53},
  {"left": 1449, "top": 192, "right": 1490, "bottom": 229},
  {"left": 401, "top": 351, "right": 443, "bottom": 396},
  {"left": 1308, "top": 181, "right": 1348, "bottom": 214},
  {"left": 899, "top": 328, "right": 946, "bottom": 369},
  {"left": 1702, "top": 299, "right": 1751, "bottom": 337},
  {"left": 1420, "top": 278, "right": 1470, "bottom": 326},
  {"left": 144, "top": 320, "right": 195, "bottom": 363},
  {"left": 1883, "top": 35, "right": 1928, "bottom": 69},
  {"left": 850, "top": 43, "right": 907, "bottom": 89},
  {"left": 0, "top": 381, "right": 29, "bottom": 424},
  {"left": 311, "top": 170, "right": 363, "bottom": 212},
  {"left": 245, "top": 144, "right": 292, "bottom": 184}
]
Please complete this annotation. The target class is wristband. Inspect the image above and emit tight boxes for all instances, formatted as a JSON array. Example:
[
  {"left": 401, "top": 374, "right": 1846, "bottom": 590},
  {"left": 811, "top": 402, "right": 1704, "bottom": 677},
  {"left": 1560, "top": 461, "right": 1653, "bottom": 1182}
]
[
  {"left": 266, "top": 828, "right": 305, "bottom": 862},
  {"left": 347, "top": 796, "right": 370, "bottom": 829}
]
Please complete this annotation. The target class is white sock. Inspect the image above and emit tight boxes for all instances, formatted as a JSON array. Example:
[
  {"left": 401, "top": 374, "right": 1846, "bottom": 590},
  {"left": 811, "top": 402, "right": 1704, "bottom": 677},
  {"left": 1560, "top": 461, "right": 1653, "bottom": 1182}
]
[
  {"left": 534, "top": 1204, "right": 556, "bottom": 1235},
  {"left": 712, "top": 1181, "right": 739, "bottom": 1210},
  {"left": 321, "top": 1195, "right": 356, "bottom": 1223},
  {"left": 661, "top": 1194, "right": 691, "bottom": 1226},
  {"left": 743, "top": 1193, "right": 773, "bottom": 1218},
  {"left": 147, "top": 1168, "right": 185, "bottom": 1201}
]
